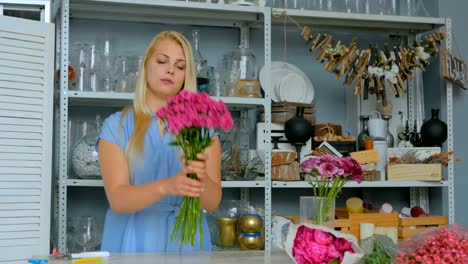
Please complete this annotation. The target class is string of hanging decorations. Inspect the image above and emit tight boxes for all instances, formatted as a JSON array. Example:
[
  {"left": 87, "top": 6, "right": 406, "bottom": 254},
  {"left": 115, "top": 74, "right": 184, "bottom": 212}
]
[{"left": 278, "top": 11, "right": 446, "bottom": 106}]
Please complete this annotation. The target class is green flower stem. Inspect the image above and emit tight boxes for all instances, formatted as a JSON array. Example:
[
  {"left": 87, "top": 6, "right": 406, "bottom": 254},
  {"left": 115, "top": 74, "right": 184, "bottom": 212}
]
[
  {"left": 169, "top": 127, "right": 211, "bottom": 251},
  {"left": 306, "top": 175, "right": 349, "bottom": 225}
]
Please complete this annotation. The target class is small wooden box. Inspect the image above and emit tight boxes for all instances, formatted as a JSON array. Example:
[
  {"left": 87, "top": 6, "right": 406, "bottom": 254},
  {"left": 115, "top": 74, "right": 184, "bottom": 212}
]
[
  {"left": 271, "top": 162, "right": 300, "bottom": 181},
  {"left": 272, "top": 151, "right": 296, "bottom": 166},
  {"left": 260, "top": 102, "right": 315, "bottom": 124},
  {"left": 364, "top": 171, "right": 381, "bottom": 181},
  {"left": 350, "top": 149, "right": 380, "bottom": 164},
  {"left": 387, "top": 164, "right": 442, "bottom": 181},
  {"left": 399, "top": 216, "right": 448, "bottom": 239},
  {"left": 260, "top": 112, "right": 316, "bottom": 124}
]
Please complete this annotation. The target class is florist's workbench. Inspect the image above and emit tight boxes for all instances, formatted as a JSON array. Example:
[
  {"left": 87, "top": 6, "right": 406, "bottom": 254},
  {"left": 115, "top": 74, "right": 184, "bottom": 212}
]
[{"left": 39, "top": 251, "right": 295, "bottom": 264}]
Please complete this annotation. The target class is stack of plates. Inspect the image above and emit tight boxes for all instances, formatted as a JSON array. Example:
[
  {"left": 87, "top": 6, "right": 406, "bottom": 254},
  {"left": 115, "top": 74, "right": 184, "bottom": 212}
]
[{"left": 259, "top": 61, "right": 315, "bottom": 103}]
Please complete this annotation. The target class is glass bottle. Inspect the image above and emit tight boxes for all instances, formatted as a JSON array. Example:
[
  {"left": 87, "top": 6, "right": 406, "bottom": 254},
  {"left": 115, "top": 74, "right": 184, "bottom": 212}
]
[
  {"left": 100, "top": 40, "right": 116, "bottom": 92},
  {"left": 357, "top": 115, "right": 370, "bottom": 150},
  {"left": 191, "top": 29, "right": 209, "bottom": 93},
  {"left": 382, "top": 114, "right": 395, "bottom": 148}
]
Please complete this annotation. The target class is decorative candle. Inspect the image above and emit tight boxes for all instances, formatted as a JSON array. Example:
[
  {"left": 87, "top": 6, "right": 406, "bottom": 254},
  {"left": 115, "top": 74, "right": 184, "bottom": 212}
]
[
  {"left": 346, "top": 197, "right": 364, "bottom": 214},
  {"left": 360, "top": 223, "right": 375, "bottom": 240}
]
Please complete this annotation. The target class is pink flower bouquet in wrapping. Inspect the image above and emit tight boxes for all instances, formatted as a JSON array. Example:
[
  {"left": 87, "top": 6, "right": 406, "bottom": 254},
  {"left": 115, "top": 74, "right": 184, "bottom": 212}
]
[
  {"left": 394, "top": 224, "right": 468, "bottom": 264},
  {"left": 284, "top": 223, "right": 364, "bottom": 264},
  {"left": 156, "top": 90, "right": 233, "bottom": 250},
  {"left": 301, "top": 155, "right": 364, "bottom": 225}
]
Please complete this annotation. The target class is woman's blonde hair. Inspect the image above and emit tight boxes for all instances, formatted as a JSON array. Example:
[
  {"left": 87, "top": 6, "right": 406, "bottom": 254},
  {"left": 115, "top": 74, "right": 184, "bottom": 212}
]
[{"left": 121, "top": 31, "right": 196, "bottom": 164}]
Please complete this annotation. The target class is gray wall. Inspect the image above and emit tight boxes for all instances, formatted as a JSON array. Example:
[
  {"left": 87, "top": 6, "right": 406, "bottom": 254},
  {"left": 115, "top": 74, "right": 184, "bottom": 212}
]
[{"left": 438, "top": 0, "right": 468, "bottom": 226}]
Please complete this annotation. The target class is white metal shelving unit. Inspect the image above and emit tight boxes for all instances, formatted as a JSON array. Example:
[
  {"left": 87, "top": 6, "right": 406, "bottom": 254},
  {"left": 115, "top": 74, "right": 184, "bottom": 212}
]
[
  {"left": 55, "top": 0, "right": 273, "bottom": 252},
  {"left": 54, "top": 0, "right": 454, "bottom": 253}
]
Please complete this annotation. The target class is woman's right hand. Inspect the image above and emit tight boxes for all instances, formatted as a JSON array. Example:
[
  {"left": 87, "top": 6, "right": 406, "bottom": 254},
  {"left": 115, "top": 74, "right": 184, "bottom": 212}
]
[{"left": 160, "top": 168, "right": 205, "bottom": 197}]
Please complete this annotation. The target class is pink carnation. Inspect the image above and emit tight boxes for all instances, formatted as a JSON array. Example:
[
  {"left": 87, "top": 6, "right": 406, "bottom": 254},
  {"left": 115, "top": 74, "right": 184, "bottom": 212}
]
[{"left": 156, "top": 90, "right": 234, "bottom": 135}]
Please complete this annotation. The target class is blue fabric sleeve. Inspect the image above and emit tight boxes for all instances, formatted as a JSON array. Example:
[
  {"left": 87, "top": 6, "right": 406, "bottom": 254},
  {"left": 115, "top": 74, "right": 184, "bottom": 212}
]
[
  {"left": 99, "top": 112, "right": 122, "bottom": 146},
  {"left": 208, "top": 127, "right": 219, "bottom": 138}
]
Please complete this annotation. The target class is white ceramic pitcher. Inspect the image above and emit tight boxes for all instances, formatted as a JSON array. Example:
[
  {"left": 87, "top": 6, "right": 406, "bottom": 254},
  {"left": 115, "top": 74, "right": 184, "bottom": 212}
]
[{"left": 368, "top": 111, "right": 386, "bottom": 138}]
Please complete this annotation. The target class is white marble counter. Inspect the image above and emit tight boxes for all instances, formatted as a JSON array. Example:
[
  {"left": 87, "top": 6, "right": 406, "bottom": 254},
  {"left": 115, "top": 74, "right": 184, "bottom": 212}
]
[{"left": 40, "top": 251, "right": 295, "bottom": 264}]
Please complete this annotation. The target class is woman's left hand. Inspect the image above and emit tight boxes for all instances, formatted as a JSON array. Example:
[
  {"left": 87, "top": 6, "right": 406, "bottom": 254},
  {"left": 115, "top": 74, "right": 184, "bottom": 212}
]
[{"left": 183, "top": 153, "right": 208, "bottom": 183}]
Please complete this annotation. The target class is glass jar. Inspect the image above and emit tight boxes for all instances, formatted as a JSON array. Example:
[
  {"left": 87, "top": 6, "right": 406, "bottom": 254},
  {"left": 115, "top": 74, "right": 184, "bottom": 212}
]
[
  {"left": 71, "top": 115, "right": 102, "bottom": 179},
  {"left": 357, "top": 115, "right": 370, "bottom": 151},
  {"left": 220, "top": 47, "right": 258, "bottom": 97}
]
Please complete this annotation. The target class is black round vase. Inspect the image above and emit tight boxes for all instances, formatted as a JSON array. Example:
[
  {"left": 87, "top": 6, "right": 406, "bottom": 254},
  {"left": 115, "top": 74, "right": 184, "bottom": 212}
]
[
  {"left": 284, "top": 107, "right": 312, "bottom": 144},
  {"left": 420, "top": 108, "right": 447, "bottom": 147}
]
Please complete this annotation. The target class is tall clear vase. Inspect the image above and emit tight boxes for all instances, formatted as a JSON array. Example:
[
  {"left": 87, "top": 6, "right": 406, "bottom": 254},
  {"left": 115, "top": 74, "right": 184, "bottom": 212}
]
[{"left": 300, "top": 196, "right": 335, "bottom": 227}]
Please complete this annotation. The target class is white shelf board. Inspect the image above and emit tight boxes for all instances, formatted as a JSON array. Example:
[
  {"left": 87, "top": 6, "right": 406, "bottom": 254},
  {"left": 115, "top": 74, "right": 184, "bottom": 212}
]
[
  {"left": 67, "top": 91, "right": 266, "bottom": 108},
  {"left": 70, "top": 0, "right": 266, "bottom": 27},
  {"left": 67, "top": 179, "right": 104, "bottom": 187},
  {"left": 67, "top": 179, "right": 265, "bottom": 188},
  {"left": 67, "top": 91, "right": 133, "bottom": 106},
  {"left": 272, "top": 8, "right": 446, "bottom": 33},
  {"left": 272, "top": 180, "right": 449, "bottom": 188}
]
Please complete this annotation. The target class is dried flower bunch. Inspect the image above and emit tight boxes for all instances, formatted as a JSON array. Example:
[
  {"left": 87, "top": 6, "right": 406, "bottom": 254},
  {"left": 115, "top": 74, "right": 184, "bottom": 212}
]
[
  {"left": 298, "top": 23, "right": 445, "bottom": 106},
  {"left": 388, "top": 150, "right": 461, "bottom": 167}
]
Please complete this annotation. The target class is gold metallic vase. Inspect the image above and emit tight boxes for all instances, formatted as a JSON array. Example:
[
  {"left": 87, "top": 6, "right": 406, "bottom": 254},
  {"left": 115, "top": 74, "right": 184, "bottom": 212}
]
[{"left": 216, "top": 218, "right": 238, "bottom": 247}]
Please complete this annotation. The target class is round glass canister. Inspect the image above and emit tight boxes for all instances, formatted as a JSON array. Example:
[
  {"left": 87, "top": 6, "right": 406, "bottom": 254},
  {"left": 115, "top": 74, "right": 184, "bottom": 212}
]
[{"left": 71, "top": 115, "right": 102, "bottom": 179}]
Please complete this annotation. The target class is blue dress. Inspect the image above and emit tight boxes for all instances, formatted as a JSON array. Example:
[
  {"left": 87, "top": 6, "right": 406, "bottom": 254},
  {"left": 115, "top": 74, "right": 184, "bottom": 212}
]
[{"left": 99, "top": 109, "right": 211, "bottom": 253}]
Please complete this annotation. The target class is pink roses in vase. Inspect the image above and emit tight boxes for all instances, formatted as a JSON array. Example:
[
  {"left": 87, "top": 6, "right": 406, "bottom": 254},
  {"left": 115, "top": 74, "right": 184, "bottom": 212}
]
[{"left": 301, "top": 155, "right": 364, "bottom": 225}]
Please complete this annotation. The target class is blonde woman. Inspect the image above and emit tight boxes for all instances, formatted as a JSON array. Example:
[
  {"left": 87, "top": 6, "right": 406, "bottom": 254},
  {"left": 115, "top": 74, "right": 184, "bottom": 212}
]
[{"left": 98, "top": 31, "right": 222, "bottom": 252}]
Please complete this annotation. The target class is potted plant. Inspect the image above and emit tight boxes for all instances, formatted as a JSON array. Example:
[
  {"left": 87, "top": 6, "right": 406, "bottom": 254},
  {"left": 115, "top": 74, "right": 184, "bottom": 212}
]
[{"left": 362, "top": 135, "right": 374, "bottom": 150}]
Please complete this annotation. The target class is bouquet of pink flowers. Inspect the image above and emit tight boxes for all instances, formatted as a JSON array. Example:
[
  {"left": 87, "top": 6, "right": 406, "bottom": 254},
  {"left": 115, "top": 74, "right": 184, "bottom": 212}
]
[
  {"left": 285, "top": 223, "right": 364, "bottom": 264},
  {"left": 156, "top": 90, "right": 234, "bottom": 250},
  {"left": 301, "top": 155, "right": 364, "bottom": 224},
  {"left": 394, "top": 224, "right": 468, "bottom": 263}
]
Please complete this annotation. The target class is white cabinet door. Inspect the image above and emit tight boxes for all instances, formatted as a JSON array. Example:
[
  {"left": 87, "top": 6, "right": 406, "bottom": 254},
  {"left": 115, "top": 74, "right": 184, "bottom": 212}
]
[{"left": 0, "top": 15, "right": 54, "bottom": 263}]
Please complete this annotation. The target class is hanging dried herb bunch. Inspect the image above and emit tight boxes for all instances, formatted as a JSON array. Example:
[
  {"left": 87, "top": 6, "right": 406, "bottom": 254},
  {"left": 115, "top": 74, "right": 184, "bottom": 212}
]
[{"left": 295, "top": 18, "right": 446, "bottom": 105}]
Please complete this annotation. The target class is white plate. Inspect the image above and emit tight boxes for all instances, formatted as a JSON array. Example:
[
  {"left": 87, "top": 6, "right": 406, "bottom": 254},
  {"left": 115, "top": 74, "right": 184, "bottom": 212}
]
[
  {"left": 259, "top": 61, "right": 314, "bottom": 103},
  {"left": 260, "top": 65, "right": 283, "bottom": 102},
  {"left": 229, "top": 0, "right": 256, "bottom": 5},
  {"left": 272, "top": 61, "right": 315, "bottom": 103},
  {"left": 278, "top": 72, "right": 308, "bottom": 103}
]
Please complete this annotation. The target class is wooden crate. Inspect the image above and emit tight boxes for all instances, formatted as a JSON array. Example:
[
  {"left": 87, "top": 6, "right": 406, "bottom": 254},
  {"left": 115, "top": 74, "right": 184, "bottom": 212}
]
[
  {"left": 336, "top": 208, "right": 399, "bottom": 241},
  {"left": 387, "top": 164, "right": 442, "bottom": 181},
  {"left": 283, "top": 215, "right": 351, "bottom": 234},
  {"left": 399, "top": 216, "right": 448, "bottom": 239}
]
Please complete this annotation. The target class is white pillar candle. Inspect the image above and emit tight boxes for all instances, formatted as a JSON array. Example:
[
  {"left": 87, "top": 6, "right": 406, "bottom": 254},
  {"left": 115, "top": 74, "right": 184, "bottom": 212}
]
[{"left": 360, "top": 223, "right": 375, "bottom": 240}]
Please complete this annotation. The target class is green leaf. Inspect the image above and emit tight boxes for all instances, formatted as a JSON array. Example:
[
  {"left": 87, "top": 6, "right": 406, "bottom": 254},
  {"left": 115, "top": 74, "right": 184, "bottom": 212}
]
[{"left": 329, "top": 258, "right": 340, "bottom": 264}]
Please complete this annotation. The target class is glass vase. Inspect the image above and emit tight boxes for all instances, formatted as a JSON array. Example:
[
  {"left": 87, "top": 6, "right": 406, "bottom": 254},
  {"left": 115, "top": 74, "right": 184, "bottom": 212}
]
[{"left": 300, "top": 196, "right": 335, "bottom": 227}]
